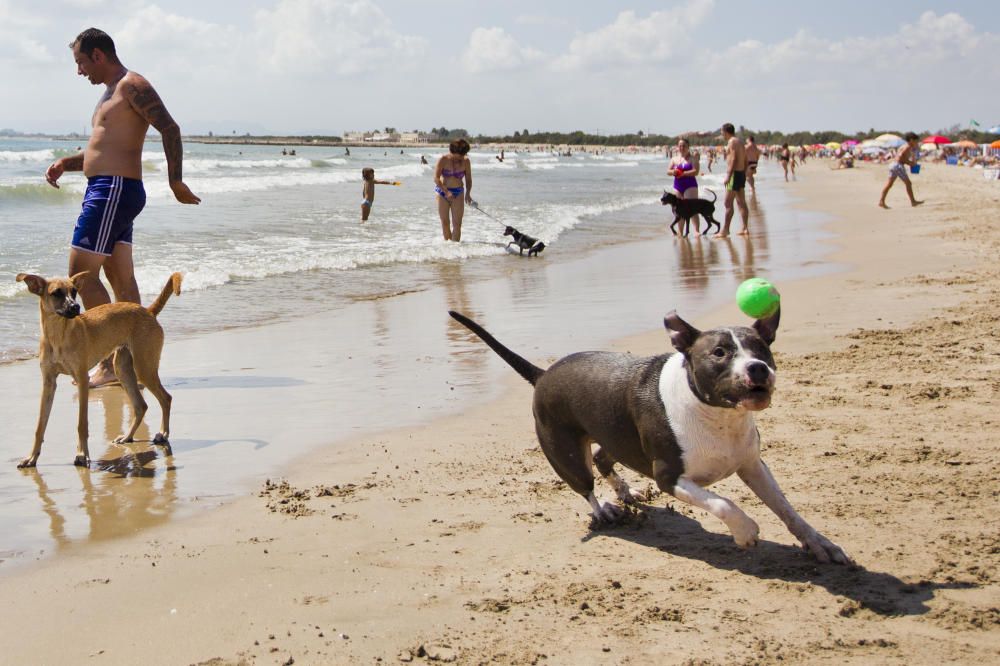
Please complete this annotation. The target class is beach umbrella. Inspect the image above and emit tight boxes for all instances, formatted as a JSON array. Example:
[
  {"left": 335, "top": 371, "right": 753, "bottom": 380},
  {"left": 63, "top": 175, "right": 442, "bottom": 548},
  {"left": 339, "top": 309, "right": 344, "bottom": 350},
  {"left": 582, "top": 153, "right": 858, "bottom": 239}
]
[
  {"left": 953, "top": 140, "right": 978, "bottom": 148},
  {"left": 875, "top": 133, "right": 905, "bottom": 148},
  {"left": 990, "top": 140, "right": 1000, "bottom": 149},
  {"left": 825, "top": 142, "right": 841, "bottom": 149},
  {"left": 922, "top": 135, "right": 950, "bottom": 145},
  {"left": 842, "top": 139, "right": 859, "bottom": 146}
]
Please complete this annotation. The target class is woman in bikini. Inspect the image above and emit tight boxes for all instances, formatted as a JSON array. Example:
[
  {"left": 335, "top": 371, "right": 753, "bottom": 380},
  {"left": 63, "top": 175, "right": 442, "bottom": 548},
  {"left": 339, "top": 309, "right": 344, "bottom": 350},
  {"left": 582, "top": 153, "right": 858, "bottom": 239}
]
[
  {"left": 668, "top": 138, "right": 701, "bottom": 236},
  {"left": 778, "top": 143, "right": 792, "bottom": 182},
  {"left": 434, "top": 139, "right": 472, "bottom": 241}
]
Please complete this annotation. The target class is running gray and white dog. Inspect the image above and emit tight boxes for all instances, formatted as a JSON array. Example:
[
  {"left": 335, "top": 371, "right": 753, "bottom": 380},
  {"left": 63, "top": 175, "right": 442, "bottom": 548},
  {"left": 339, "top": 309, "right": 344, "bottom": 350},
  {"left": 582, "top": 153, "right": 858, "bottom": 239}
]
[{"left": 448, "top": 309, "right": 851, "bottom": 564}]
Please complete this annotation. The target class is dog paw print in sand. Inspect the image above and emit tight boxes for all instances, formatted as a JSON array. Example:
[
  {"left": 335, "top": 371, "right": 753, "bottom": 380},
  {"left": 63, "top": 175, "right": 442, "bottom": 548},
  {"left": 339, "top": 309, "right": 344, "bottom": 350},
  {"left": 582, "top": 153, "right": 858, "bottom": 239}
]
[
  {"left": 259, "top": 479, "right": 315, "bottom": 517},
  {"left": 259, "top": 479, "right": 377, "bottom": 517},
  {"left": 398, "top": 642, "right": 459, "bottom": 663}
]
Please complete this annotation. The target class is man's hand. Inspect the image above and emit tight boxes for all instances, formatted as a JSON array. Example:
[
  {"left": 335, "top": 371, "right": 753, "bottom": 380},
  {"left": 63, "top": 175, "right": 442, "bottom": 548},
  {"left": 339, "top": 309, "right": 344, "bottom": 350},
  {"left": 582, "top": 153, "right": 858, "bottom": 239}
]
[
  {"left": 45, "top": 160, "right": 65, "bottom": 189},
  {"left": 170, "top": 181, "right": 201, "bottom": 204}
]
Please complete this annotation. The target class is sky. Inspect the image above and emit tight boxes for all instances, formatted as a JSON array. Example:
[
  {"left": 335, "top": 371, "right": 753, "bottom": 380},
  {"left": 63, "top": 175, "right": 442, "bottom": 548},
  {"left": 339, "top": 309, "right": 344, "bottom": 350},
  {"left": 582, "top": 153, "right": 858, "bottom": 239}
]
[{"left": 2, "top": 0, "right": 998, "bottom": 136}]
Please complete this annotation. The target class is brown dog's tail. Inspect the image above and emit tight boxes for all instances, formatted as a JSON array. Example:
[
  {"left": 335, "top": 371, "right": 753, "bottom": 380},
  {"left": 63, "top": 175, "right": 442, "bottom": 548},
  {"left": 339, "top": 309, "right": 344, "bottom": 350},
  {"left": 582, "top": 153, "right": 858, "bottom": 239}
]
[
  {"left": 448, "top": 311, "right": 544, "bottom": 386},
  {"left": 148, "top": 272, "right": 183, "bottom": 317}
]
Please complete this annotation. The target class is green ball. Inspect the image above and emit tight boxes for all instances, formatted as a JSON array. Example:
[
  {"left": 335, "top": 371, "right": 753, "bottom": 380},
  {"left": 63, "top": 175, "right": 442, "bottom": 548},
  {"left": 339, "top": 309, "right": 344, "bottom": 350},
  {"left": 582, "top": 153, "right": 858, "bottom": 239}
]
[{"left": 736, "top": 278, "right": 780, "bottom": 319}]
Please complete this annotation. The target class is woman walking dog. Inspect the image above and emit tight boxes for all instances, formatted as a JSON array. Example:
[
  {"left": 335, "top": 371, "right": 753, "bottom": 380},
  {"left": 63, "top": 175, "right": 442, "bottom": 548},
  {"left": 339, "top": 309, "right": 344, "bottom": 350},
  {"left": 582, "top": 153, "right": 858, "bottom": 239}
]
[
  {"left": 668, "top": 138, "right": 701, "bottom": 236},
  {"left": 434, "top": 139, "right": 473, "bottom": 242}
]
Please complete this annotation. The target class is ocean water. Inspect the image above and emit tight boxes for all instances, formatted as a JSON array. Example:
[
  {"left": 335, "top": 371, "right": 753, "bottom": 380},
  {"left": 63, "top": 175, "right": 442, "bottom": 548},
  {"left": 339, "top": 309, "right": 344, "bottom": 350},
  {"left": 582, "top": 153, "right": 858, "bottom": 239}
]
[{"left": 2, "top": 137, "right": 673, "bottom": 363}]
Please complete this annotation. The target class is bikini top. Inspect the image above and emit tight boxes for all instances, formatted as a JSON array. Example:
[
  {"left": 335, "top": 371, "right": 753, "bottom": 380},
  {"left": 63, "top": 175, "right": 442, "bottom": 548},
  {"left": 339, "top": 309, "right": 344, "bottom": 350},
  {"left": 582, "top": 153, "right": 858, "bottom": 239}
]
[{"left": 441, "top": 157, "right": 466, "bottom": 179}]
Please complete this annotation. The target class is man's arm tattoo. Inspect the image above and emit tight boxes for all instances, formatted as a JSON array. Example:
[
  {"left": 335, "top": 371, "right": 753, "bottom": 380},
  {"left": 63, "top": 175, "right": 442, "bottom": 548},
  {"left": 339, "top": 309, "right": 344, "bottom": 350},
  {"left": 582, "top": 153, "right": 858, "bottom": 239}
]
[
  {"left": 162, "top": 131, "right": 184, "bottom": 182},
  {"left": 123, "top": 80, "right": 184, "bottom": 182}
]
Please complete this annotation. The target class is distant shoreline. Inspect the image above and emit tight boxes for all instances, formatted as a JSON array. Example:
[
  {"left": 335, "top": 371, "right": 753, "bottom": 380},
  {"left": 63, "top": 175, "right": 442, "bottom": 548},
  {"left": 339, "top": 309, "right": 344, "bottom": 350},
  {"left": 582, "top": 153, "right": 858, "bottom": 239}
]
[{"left": 186, "top": 136, "right": 448, "bottom": 149}]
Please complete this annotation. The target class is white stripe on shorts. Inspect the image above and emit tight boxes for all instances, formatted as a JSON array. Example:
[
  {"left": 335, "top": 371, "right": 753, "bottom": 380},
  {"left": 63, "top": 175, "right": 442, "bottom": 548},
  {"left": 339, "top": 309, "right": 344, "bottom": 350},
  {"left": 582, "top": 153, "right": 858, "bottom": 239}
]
[{"left": 95, "top": 176, "right": 123, "bottom": 255}]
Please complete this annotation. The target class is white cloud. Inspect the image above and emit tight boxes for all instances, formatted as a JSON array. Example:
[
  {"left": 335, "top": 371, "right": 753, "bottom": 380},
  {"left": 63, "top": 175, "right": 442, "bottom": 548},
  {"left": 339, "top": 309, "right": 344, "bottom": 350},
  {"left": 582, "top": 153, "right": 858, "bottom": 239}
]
[
  {"left": 253, "top": 0, "right": 426, "bottom": 75},
  {"left": 553, "top": 0, "right": 715, "bottom": 71},
  {"left": 116, "top": 4, "right": 239, "bottom": 72},
  {"left": 0, "top": 0, "right": 55, "bottom": 64},
  {"left": 462, "top": 26, "right": 544, "bottom": 73},
  {"left": 706, "top": 11, "right": 999, "bottom": 78}
]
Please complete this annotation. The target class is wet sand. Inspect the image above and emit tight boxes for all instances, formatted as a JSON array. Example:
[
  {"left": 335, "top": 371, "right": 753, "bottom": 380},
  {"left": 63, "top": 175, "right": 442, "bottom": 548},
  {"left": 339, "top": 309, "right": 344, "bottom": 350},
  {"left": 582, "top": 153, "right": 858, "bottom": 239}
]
[{"left": 1, "top": 161, "right": 998, "bottom": 664}]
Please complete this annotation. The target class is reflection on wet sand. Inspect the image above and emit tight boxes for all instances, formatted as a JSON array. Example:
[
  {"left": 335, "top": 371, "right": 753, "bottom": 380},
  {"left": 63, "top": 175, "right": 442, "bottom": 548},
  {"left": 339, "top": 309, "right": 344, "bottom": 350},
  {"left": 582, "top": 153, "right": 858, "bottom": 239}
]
[
  {"left": 674, "top": 237, "right": 718, "bottom": 295},
  {"left": 672, "top": 190, "right": 779, "bottom": 297},
  {"left": 438, "top": 261, "right": 488, "bottom": 379},
  {"left": 26, "top": 388, "right": 178, "bottom": 549}
]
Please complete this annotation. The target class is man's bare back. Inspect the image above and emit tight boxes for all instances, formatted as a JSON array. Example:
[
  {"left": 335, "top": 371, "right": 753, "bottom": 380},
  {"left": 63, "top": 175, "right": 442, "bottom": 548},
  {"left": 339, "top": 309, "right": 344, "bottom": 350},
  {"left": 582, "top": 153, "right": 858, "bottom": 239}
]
[{"left": 727, "top": 136, "right": 747, "bottom": 171}]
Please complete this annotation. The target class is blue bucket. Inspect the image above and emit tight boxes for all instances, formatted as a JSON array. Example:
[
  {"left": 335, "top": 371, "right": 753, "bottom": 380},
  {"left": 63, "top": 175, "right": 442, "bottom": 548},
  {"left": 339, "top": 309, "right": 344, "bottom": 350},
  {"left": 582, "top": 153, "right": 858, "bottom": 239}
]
[{"left": 910, "top": 164, "right": 921, "bottom": 175}]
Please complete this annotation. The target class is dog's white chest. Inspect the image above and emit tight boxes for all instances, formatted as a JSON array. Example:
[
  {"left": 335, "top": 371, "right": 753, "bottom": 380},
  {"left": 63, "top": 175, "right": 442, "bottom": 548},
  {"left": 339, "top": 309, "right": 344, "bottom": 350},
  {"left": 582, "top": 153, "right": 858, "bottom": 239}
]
[{"left": 659, "top": 354, "right": 759, "bottom": 486}]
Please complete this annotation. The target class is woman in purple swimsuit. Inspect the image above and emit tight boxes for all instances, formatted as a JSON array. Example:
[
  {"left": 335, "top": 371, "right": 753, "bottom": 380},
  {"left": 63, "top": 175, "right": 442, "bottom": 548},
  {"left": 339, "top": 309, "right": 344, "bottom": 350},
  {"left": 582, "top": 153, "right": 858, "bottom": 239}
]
[
  {"left": 668, "top": 138, "right": 701, "bottom": 235},
  {"left": 434, "top": 138, "right": 472, "bottom": 242}
]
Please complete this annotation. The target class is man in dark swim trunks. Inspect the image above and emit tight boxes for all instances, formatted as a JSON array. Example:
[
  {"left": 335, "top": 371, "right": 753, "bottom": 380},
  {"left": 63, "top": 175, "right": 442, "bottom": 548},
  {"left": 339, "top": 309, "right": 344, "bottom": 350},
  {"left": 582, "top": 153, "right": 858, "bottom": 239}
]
[
  {"left": 718, "top": 123, "right": 749, "bottom": 238},
  {"left": 44, "top": 28, "right": 200, "bottom": 387}
]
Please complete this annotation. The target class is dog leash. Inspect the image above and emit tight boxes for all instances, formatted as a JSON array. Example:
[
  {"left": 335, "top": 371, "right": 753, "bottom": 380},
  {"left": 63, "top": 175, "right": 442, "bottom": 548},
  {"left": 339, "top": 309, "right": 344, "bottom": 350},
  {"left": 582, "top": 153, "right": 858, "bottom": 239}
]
[{"left": 468, "top": 200, "right": 504, "bottom": 225}]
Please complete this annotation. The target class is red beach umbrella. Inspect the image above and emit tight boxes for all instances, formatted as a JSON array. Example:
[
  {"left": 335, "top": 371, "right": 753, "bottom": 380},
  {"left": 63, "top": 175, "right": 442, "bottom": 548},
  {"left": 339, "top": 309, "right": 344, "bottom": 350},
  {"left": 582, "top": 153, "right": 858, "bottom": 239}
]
[{"left": 922, "top": 135, "right": 951, "bottom": 145}]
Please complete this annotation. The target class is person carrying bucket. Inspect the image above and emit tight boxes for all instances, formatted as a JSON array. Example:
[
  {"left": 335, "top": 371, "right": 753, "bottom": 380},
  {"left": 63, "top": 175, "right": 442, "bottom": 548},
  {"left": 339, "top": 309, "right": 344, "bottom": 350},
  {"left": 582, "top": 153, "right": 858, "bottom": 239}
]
[{"left": 878, "top": 132, "right": 924, "bottom": 209}]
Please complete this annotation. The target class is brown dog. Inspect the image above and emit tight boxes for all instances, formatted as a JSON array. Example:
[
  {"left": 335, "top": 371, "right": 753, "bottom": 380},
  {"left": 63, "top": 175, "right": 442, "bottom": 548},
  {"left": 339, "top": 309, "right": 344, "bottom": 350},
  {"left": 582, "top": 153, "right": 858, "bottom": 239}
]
[{"left": 15, "top": 271, "right": 182, "bottom": 468}]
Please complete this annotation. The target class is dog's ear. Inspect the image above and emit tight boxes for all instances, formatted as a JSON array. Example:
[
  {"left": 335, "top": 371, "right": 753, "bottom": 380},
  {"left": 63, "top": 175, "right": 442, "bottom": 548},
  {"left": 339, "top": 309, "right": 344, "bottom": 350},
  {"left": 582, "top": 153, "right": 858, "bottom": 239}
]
[
  {"left": 664, "top": 310, "right": 701, "bottom": 354},
  {"left": 753, "top": 306, "right": 780, "bottom": 346},
  {"left": 69, "top": 271, "right": 90, "bottom": 290},
  {"left": 16, "top": 273, "right": 46, "bottom": 295}
]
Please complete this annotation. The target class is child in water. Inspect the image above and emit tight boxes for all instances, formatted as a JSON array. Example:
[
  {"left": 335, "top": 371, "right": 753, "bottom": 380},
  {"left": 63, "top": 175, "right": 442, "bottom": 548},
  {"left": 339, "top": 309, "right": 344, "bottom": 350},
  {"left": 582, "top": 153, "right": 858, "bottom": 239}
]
[{"left": 361, "top": 167, "right": 395, "bottom": 222}]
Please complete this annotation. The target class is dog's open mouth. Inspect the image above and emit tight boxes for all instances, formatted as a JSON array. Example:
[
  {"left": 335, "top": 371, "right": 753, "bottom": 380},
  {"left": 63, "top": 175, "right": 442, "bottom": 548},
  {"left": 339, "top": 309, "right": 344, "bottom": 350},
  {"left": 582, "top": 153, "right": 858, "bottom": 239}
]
[{"left": 738, "top": 386, "right": 772, "bottom": 410}]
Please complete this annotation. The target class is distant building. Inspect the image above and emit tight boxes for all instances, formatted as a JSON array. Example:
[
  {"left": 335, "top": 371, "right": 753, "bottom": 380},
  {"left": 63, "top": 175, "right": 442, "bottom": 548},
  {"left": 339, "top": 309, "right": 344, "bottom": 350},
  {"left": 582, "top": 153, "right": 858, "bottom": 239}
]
[
  {"left": 343, "top": 130, "right": 430, "bottom": 144},
  {"left": 398, "top": 131, "right": 429, "bottom": 144}
]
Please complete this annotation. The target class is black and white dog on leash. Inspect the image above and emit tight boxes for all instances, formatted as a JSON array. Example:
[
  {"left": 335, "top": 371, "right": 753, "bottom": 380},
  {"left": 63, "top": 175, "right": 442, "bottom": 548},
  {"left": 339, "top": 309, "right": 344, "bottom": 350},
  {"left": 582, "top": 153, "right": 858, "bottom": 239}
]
[
  {"left": 504, "top": 225, "right": 546, "bottom": 257},
  {"left": 448, "top": 308, "right": 851, "bottom": 564}
]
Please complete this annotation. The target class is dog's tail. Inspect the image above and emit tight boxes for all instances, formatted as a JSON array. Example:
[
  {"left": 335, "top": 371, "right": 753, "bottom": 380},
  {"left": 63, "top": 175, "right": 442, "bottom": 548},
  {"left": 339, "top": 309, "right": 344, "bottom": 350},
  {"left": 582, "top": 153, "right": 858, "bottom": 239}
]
[
  {"left": 148, "top": 272, "right": 183, "bottom": 317},
  {"left": 705, "top": 188, "right": 717, "bottom": 203},
  {"left": 448, "top": 311, "right": 544, "bottom": 386}
]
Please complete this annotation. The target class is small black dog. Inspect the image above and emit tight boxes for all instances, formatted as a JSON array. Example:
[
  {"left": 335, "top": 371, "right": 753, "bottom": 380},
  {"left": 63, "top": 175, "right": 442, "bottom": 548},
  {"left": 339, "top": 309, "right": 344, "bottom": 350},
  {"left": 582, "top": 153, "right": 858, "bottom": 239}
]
[
  {"left": 504, "top": 226, "right": 546, "bottom": 256},
  {"left": 660, "top": 189, "right": 721, "bottom": 237}
]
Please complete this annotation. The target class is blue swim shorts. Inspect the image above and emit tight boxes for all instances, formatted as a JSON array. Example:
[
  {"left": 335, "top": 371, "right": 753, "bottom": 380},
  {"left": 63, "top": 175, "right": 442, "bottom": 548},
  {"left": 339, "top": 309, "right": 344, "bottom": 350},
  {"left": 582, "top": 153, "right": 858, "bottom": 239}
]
[{"left": 71, "top": 176, "right": 146, "bottom": 256}]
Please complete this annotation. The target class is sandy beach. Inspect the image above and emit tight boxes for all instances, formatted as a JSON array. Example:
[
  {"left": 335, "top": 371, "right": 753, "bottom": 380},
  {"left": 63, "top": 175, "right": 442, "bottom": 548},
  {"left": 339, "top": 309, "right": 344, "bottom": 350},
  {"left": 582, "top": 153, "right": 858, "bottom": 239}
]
[{"left": 2, "top": 160, "right": 999, "bottom": 665}]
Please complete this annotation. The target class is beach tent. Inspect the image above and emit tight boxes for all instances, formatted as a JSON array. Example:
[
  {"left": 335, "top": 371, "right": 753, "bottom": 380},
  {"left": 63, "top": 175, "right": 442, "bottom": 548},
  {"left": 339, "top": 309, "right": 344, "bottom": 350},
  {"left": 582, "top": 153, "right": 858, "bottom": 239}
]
[{"left": 922, "top": 135, "right": 951, "bottom": 145}]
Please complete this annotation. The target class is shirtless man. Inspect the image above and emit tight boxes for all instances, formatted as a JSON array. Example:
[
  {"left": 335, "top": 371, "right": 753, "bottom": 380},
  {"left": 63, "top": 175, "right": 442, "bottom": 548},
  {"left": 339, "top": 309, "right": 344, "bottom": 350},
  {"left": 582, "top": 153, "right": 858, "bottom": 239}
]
[
  {"left": 718, "top": 123, "right": 749, "bottom": 238},
  {"left": 878, "top": 132, "right": 924, "bottom": 209},
  {"left": 45, "top": 28, "right": 200, "bottom": 387},
  {"left": 745, "top": 135, "right": 761, "bottom": 194}
]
